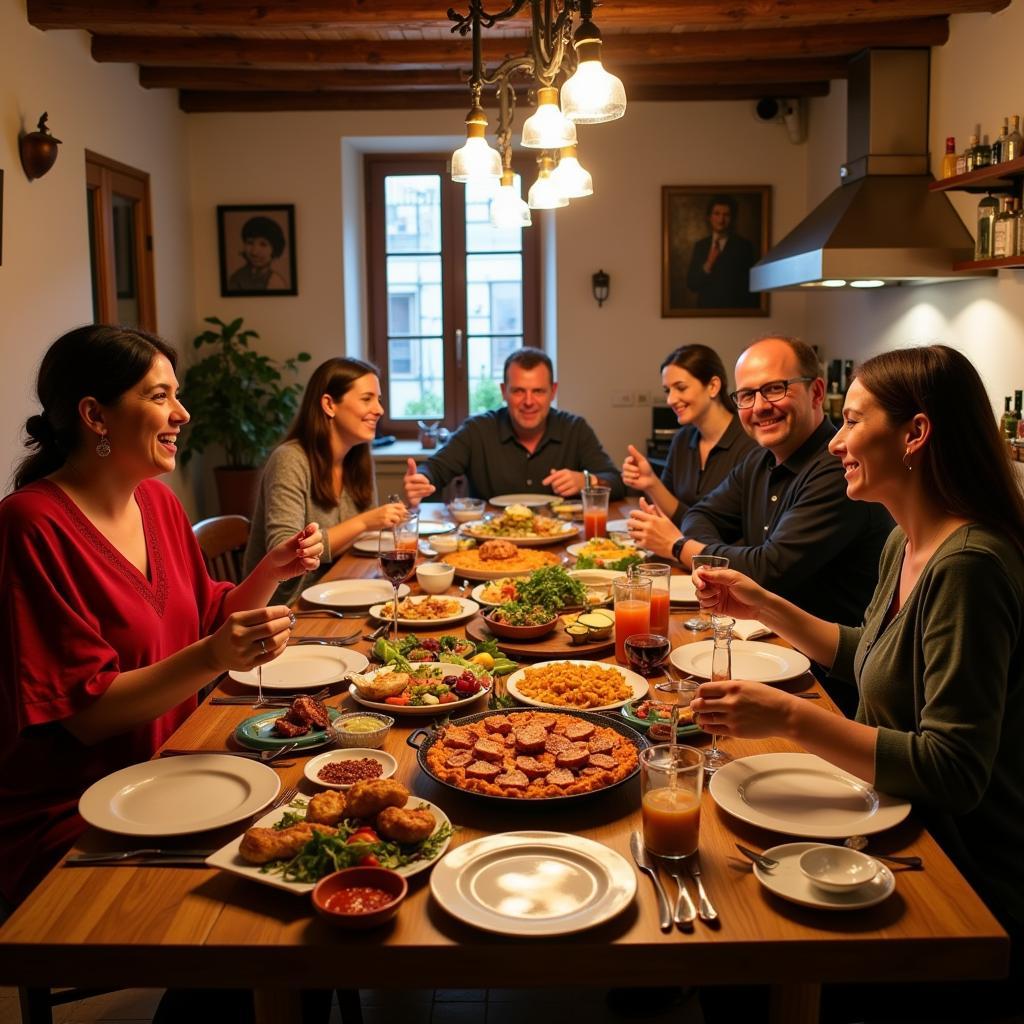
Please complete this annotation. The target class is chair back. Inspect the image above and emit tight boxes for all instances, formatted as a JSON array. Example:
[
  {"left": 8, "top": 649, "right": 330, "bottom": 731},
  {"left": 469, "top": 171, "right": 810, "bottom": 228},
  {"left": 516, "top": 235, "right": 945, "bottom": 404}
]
[{"left": 192, "top": 515, "right": 250, "bottom": 584}]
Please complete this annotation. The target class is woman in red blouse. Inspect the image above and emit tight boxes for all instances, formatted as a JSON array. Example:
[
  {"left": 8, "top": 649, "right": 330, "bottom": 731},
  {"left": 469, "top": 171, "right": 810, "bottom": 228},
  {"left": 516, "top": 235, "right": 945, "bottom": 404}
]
[{"left": 0, "top": 324, "right": 323, "bottom": 907}]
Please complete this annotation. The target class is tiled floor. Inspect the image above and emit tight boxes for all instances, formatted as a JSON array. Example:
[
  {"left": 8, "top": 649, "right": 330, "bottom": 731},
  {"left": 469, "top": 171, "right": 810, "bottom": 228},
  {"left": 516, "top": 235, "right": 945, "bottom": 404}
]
[{"left": 0, "top": 987, "right": 704, "bottom": 1024}]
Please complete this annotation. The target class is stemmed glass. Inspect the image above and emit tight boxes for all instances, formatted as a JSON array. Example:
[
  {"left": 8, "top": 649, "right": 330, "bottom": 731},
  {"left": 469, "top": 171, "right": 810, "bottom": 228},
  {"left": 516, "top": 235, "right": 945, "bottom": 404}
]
[
  {"left": 683, "top": 554, "right": 730, "bottom": 631},
  {"left": 378, "top": 511, "right": 420, "bottom": 643},
  {"left": 704, "top": 615, "right": 736, "bottom": 774},
  {"left": 654, "top": 664, "right": 698, "bottom": 765}
]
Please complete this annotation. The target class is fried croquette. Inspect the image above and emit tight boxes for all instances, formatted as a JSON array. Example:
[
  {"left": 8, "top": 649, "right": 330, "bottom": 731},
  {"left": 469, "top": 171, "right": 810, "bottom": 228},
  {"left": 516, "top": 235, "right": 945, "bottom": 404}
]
[
  {"left": 239, "top": 822, "right": 337, "bottom": 865},
  {"left": 306, "top": 789, "right": 347, "bottom": 825},
  {"left": 344, "top": 778, "right": 409, "bottom": 819},
  {"left": 375, "top": 805, "right": 436, "bottom": 844}
]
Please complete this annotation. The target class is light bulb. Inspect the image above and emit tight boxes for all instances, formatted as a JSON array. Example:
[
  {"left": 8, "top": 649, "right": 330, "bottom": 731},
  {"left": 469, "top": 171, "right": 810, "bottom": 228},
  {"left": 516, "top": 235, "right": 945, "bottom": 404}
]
[
  {"left": 850, "top": 279, "right": 886, "bottom": 288},
  {"left": 550, "top": 146, "right": 593, "bottom": 199},
  {"left": 561, "top": 28, "right": 626, "bottom": 124},
  {"left": 490, "top": 171, "right": 532, "bottom": 228},
  {"left": 451, "top": 106, "right": 502, "bottom": 183},
  {"left": 821, "top": 279, "right": 848, "bottom": 288},
  {"left": 528, "top": 154, "right": 569, "bottom": 210},
  {"left": 521, "top": 86, "right": 577, "bottom": 149}
]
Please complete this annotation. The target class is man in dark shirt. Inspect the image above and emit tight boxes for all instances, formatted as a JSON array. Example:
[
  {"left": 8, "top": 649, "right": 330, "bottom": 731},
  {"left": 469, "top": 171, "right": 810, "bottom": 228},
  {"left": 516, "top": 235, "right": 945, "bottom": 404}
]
[
  {"left": 632, "top": 335, "right": 892, "bottom": 628},
  {"left": 403, "top": 348, "right": 623, "bottom": 503}
]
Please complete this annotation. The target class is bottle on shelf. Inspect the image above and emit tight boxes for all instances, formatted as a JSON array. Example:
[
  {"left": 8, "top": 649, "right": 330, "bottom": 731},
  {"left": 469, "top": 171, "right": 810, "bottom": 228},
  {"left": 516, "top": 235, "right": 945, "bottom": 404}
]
[
  {"left": 1016, "top": 392, "right": 1024, "bottom": 441},
  {"left": 1005, "top": 115, "right": 1023, "bottom": 162},
  {"left": 1013, "top": 200, "right": 1024, "bottom": 257},
  {"left": 993, "top": 119, "right": 1008, "bottom": 163},
  {"left": 993, "top": 197, "right": 1015, "bottom": 258},
  {"left": 965, "top": 134, "right": 979, "bottom": 173},
  {"left": 975, "top": 133, "right": 992, "bottom": 169},
  {"left": 942, "top": 136, "right": 958, "bottom": 178},
  {"left": 977, "top": 193, "right": 1000, "bottom": 259},
  {"left": 1001, "top": 396, "right": 1017, "bottom": 440}
]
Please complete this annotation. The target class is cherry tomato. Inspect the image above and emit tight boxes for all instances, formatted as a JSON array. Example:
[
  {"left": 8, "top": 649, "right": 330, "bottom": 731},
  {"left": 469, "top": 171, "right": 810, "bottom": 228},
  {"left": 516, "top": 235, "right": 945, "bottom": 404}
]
[
  {"left": 438, "top": 692, "right": 458, "bottom": 704},
  {"left": 358, "top": 854, "right": 381, "bottom": 867},
  {"left": 347, "top": 828, "right": 380, "bottom": 845}
]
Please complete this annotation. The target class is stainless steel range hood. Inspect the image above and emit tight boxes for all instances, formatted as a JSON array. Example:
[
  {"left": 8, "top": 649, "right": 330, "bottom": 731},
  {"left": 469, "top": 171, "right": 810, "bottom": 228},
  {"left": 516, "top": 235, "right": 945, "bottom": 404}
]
[{"left": 750, "top": 49, "right": 989, "bottom": 291}]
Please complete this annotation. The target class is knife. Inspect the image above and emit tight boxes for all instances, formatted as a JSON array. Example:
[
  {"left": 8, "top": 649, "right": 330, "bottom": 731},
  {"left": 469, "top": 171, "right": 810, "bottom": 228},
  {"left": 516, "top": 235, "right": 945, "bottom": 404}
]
[
  {"left": 65, "top": 849, "right": 215, "bottom": 866},
  {"left": 687, "top": 855, "right": 719, "bottom": 922},
  {"left": 629, "top": 831, "right": 672, "bottom": 932}
]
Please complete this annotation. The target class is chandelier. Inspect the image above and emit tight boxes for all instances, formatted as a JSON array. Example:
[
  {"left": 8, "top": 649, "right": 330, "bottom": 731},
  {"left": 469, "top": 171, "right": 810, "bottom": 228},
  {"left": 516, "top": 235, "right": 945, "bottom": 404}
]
[{"left": 448, "top": 0, "right": 625, "bottom": 228}]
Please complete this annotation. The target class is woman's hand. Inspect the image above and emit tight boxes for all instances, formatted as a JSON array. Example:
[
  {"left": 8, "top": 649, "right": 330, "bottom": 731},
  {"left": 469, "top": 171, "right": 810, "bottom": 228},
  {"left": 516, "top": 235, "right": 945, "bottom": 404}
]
[
  {"left": 206, "top": 606, "right": 294, "bottom": 673},
  {"left": 267, "top": 522, "right": 323, "bottom": 580},
  {"left": 359, "top": 502, "right": 409, "bottom": 532},
  {"left": 621, "top": 444, "right": 658, "bottom": 492},
  {"left": 690, "top": 679, "right": 796, "bottom": 740},
  {"left": 694, "top": 567, "right": 768, "bottom": 620},
  {"left": 627, "top": 497, "right": 679, "bottom": 557}
]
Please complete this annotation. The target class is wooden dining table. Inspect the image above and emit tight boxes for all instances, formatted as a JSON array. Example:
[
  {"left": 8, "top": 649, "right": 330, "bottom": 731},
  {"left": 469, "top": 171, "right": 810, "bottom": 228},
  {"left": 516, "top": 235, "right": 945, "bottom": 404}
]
[{"left": 0, "top": 503, "right": 1009, "bottom": 1024}]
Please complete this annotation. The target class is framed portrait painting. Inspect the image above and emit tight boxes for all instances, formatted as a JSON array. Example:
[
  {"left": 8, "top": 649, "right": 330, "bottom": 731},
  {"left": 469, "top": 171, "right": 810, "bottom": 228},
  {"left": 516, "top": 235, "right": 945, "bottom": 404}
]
[
  {"left": 217, "top": 204, "right": 297, "bottom": 297},
  {"left": 662, "top": 185, "right": 770, "bottom": 317}
]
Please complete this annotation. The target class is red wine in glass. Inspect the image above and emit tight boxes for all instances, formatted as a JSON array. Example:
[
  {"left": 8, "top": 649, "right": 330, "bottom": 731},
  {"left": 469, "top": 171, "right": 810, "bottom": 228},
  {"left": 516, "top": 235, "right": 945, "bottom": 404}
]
[
  {"left": 379, "top": 549, "right": 415, "bottom": 584},
  {"left": 624, "top": 633, "right": 671, "bottom": 677}
]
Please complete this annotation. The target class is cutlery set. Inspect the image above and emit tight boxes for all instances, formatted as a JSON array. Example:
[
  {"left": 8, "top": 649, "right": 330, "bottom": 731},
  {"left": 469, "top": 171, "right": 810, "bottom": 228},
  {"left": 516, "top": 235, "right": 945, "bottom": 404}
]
[{"left": 630, "top": 831, "right": 717, "bottom": 932}]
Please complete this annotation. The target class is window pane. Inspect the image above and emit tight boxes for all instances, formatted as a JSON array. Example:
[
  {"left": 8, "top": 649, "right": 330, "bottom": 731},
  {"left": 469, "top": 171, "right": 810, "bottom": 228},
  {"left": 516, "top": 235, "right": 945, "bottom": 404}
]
[
  {"left": 86, "top": 188, "right": 100, "bottom": 323},
  {"left": 385, "top": 175, "right": 441, "bottom": 254},
  {"left": 112, "top": 193, "right": 139, "bottom": 327},
  {"left": 388, "top": 337, "right": 445, "bottom": 420},
  {"left": 465, "top": 176, "right": 523, "bottom": 253},
  {"left": 467, "top": 335, "right": 522, "bottom": 415},
  {"left": 386, "top": 254, "right": 442, "bottom": 337},
  {"left": 466, "top": 254, "right": 523, "bottom": 335}
]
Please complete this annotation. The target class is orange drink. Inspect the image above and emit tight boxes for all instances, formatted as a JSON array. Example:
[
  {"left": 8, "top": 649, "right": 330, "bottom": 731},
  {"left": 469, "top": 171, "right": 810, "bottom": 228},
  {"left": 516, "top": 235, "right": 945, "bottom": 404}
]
[
  {"left": 649, "top": 590, "right": 670, "bottom": 635},
  {"left": 635, "top": 562, "right": 671, "bottom": 636},
  {"left": 581, "top": 485, "right": 611, "bottom": 540},
  {"left": 614, "top": 600, "right": 650, "bottom": 663},
  {"left": 642, "top": 788, "right": 701, "bottom": 858}
]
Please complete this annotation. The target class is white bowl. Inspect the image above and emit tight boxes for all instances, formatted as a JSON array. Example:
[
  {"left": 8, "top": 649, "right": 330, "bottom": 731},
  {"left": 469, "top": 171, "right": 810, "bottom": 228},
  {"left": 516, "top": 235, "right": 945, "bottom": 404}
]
[
  {"left": 448, "top": 498, "right": 486, "bottom": 523},
  {"left": 416, "top": 562, "right": 455, "bottom": 593},
  {"left": 328, "top": 711, "right": 394, "bottom": 749},
  {"left": 430, "top": 534, "right": 460, "bottom": 554},
  {"left": 304, "top": 748, "right": 398, "bottom": 790},
  {"left": 798, "top": 845, "right": 879, "bottom": 892}
]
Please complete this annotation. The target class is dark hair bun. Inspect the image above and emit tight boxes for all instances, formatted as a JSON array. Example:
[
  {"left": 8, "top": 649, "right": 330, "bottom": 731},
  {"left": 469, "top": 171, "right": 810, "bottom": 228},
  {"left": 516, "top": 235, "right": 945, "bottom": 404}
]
[{"left": 25, "top": 414, "right": 54, "bottom": 444}]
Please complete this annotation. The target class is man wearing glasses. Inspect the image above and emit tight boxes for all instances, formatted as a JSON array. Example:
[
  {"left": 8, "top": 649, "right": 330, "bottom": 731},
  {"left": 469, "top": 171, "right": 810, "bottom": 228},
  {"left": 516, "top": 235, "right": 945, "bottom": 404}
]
[{"left": 629, "top": 335, "right": 892, "bottom": 633}]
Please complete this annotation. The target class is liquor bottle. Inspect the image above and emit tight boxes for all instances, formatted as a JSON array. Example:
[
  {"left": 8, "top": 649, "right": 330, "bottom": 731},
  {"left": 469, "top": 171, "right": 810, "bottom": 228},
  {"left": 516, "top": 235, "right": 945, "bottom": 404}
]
[
  {"left": 1001, "top": 396, "right": 1016, "bottom": 439},
  {"left": 993, "top": 197, "right": 1014, "bottom": 258},
  {"left": 975, "top": 133, "right": 992, "bottom": 169},
  {"left": 942, "top": 136, "right": 958, "bottom": 178},
  {"left": 1005, "top": 115, "right": 1023, "bottom": 162},
  {"left": 1016, "top": 392, "right": 1024, "bottom": 441},
  {"left": 993, "top": 119, "right": 1008, "bottom": 163},
  {"left": 976, "top": 193, "right": 1000, "bottom": 259},
  {"left": 1012, "top": 199, "right": 1024, "bottom": 257},
  {"left": 965, "top": 134, "right": 979, "bottom": 173}
]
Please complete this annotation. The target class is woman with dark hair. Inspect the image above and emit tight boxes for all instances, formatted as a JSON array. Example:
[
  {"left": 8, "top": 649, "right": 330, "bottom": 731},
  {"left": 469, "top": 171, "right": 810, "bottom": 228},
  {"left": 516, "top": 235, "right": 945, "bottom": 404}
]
[
  {"left": 624, "top": 343, "right": 756, "bottom": 557},
  {"left": 244, "top": 356, "right": 407, "bottom": 604},
  {"left": 693, "top": 345, "right": 1024, "bottom": 957},
  {"left": 0, "top": 325, "right": 322, "bottom": 908}
]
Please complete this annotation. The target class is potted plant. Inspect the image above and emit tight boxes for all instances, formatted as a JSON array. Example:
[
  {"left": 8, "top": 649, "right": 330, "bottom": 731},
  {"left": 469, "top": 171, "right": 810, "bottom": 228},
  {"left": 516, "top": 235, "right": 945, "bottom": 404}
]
[{"left": 180, "top": 316, "right": 310, "bottom": 515}]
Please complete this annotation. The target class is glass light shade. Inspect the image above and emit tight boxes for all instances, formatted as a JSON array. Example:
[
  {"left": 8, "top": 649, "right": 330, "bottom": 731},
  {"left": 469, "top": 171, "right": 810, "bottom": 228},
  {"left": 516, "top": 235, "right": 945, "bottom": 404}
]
[
  {"left": 850, "top": 279, "right": 886, "bottom": 288},
  {"left": 550, "top": 146, "right": 593, "bottom": 198},
  {"left": 521, "top": 86, "right": 577, "bottom": 149},
  {"left": 561, "top": 58, "right": 626, "bottom": 124},
  {"left": 451, "top": 135, "right": 502, "bottom": 183},
  {"left": 821, "top": 279, "right": 848, "bottom": 288},
  {"left": 490, "top": 179, "right": 532, "bottom": 228},
  {"left": 528, "top": 156, "right": 569, "bottom": 210}
]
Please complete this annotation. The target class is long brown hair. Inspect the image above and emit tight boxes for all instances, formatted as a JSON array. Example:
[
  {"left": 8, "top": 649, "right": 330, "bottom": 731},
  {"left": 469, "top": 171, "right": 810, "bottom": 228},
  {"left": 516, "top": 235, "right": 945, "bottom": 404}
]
[
  {"left": 284, "top": 357, "right": 379, "bottom": 510},
  {"left": 660, "top": 344, "right": 736, "bottom": 413},
  {"left": 15, "top": 325, "right": 177, "bottom": 490},
  {"left": 855, "top": 345, "right": 1024, "bottom": 554}
]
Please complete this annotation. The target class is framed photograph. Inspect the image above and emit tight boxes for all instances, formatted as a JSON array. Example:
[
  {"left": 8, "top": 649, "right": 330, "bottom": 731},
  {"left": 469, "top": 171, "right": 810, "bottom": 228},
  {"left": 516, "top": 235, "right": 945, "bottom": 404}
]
[
  {"left": 662, "top": 185, "right": 771, "bottom": 317},
  {"left": 217, "top": 204, "right": 297, "bottom": 296}
]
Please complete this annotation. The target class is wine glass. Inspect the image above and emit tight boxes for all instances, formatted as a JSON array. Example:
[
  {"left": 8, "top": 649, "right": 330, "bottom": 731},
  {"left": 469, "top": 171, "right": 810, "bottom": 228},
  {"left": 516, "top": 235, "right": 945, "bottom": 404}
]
[
  {"left": 624, "top": 633, "right": 671, "bottom": 678},
  {"left": 683, "top": 554, "right": 730, "bottom": 631},
  {"left": 704, "top": 615, "right": 736, "bottom": 774},
  {"left": 655, "top": 664, "right": 698, "bottom": 761},
  {"left": 378, "top": 511, "right": 420, "bottom": 643}
]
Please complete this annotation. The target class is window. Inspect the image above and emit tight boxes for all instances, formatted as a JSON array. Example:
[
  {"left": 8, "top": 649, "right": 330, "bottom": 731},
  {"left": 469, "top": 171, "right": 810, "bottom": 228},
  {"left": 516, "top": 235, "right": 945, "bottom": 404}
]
[
  {"left": 85, "top": 152, "right": 156, "bottom": 330},
  {"left": 366, "top": 155, "right": 540, "bottom": 435}
]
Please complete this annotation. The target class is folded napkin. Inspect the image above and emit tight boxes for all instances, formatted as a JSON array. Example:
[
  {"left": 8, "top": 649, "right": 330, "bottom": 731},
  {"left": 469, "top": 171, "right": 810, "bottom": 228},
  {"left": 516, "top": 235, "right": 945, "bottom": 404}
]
[{"left": 730, "top": 618, "right": 774, "bottom": 641}]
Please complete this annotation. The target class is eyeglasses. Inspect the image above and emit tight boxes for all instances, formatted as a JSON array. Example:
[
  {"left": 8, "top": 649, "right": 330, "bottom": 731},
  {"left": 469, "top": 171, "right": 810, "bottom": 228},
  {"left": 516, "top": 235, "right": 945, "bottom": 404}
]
[{"left": 729, "top": 376, "right": 815, "bottom": 409}]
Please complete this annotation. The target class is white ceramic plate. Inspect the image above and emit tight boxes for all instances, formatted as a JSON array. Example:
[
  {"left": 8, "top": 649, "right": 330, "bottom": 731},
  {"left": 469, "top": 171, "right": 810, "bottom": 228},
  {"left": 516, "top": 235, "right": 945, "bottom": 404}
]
[
  {"left": 206, "top": 796, "right": 452, "bottom": 894},
  {"left": 348, "top": 661, "right": 491, "bottom": 717},
  {"left": 303, "top": 748, "right": 398, "bottom": 790},
  {"left": 300, "top": 579, "right": 409, "bottom": 608},
  {"left": 606, "top": 519, "right": 632, "bottom": 533},
  {"left": 229, "top": 645, "right": 369, "bottom": 690},
  {"left": 489, "top": 494, "right": 554, "bottom": 508},
  {"left": 368, "top": 596, "right": 480, "bottom": 628},
  {"left": 79, "top": 755, "right": 280, "bottom": 837},
  {"left": 430, "top": 831, "right": 635, "bottom": 936},
  {"left": 670, "top": 640, "right": 811, "bottom": 682},
  {"left": 418, "top": 520, "right": 458, "bottom": 537},
  {"left": 709, "top": 752, "right": 912, "bottom": 839},
  {"left": 506, "top": 660, "right": 648, "bottom": 712},
  {"left": 461, "top": 520, "right": 578, "bottom": 548},
  {"left": 753, "top": 842, "right": 895, "bottom": 911},
  {"left": 669, "top": 575, "right": 698, "bottom": 604}
]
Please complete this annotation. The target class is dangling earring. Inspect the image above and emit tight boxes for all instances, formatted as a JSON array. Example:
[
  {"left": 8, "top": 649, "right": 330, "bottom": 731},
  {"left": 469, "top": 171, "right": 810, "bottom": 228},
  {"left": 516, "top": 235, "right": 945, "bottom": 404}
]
[
  {"left": 903, "top": 447, "right": 912, "bottom": 472},
  {"left": 96, "top": 435, "right": 112, "bottom": 458}
]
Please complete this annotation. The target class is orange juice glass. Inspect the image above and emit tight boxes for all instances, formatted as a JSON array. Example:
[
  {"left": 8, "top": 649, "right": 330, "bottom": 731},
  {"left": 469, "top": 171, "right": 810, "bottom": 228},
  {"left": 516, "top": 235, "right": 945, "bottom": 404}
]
[
  {"left": 582, "top": 485, "right": 611, "bottom": 540},
  {"left": 613, "top": 575, "right": 651, "bottom": 664},
  {"left": 635, "top": 562, "right": 671, "bottom": 636},
  {"left": 640, "top": 744, "right": 704, "bottom": 859}
]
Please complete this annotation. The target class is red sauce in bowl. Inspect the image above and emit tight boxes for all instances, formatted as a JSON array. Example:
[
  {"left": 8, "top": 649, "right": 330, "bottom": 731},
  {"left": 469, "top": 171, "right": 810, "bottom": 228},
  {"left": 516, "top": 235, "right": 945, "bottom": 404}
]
[{"left": 324, "top": 886, "right": 394, "bottom": 915}]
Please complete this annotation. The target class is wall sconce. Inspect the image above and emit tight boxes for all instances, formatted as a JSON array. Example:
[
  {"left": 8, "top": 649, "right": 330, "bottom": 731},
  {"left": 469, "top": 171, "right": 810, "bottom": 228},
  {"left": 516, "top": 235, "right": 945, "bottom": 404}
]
[
  {"left": 592, "top": 269, "right": 610, "bottom": 307},
  {"left": 20, "top": 113, "right": 62, "bottom": 181}
]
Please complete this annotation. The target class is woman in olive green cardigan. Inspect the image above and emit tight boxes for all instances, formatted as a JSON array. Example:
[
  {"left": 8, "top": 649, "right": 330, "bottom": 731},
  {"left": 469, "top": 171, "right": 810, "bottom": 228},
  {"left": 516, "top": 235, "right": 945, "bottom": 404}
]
[{"left": 692, "top": 345, "right": 1024, "bottom": 946}]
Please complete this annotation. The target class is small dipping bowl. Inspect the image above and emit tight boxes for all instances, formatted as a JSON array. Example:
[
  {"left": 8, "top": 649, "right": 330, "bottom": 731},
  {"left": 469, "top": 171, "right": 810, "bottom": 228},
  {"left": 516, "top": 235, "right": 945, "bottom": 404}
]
[
  {"left": 416, "top": 562, "right": 455, "bottom": 594},
  {"left": 798, "top": 845, "right": 879, "bottom": 892},
  {"left": 577, "top": 609, "right": 615, "bottom": 641},
  {"left": 448, "top": 497, "right": 486, "bottom": 523},
  {"left": 329, "top": 711, "right": 394, "bottom": 749},
  {"left": 312, "top": 867, "right": 408, "bottom": 929},
  {"left": 430, "top": 533, "right": 460, "bottom": 554},
  {"left": 564, "top": 623, "right": 590, "bottom": 646}
]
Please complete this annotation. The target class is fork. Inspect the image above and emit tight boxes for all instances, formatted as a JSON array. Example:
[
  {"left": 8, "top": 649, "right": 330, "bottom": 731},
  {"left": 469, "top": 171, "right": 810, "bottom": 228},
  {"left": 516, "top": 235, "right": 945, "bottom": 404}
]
[
  {"left": 211, "top": 686, "right": 333, "bottom": 706},
  {"left": 270, "top": 784, "right": 299, "bottom": 811},
  {"left": 159, "top": 744, "right": 298, "bottom": 764},
  {"left": 293, "top": 610, "right": 366, "bottom": 620},
  {"left": 736, "top": 843, "right": 779, "bottom": 870},
  {"left": 290, "top": 633, "right": 362, "bottom": 647}
]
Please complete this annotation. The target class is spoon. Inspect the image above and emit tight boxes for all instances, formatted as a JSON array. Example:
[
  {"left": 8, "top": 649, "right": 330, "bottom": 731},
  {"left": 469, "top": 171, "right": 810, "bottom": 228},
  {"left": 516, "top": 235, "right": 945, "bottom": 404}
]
[{"left": 844, "top": 835, "right": 923, "bottom": 868}]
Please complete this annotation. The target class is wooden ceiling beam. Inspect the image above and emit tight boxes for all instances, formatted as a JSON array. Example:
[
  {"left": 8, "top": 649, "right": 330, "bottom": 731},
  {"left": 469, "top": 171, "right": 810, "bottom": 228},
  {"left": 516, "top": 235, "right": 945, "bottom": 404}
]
[
  {"left": 95, "top": 18, "right": 950, "bottom": 68},
  {"left": 179, "top": 80, "right": 830, "bottom": 113},
  {"left": 141, "top": 58, "right": 849, "bottom": 93},
  {"left": 29, "top": 0, "right": 1007, "bottom": 31}
]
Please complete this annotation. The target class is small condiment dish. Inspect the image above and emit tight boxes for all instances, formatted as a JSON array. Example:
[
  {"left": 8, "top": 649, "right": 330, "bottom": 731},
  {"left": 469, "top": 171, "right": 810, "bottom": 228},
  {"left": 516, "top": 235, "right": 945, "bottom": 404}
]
[
  {"left": 329, "top": 711, "right": 394, "bottom": 749},
  {"left": 312, "top": 867, "right": 408, "bottom": 929},
  {"left": 484, "top": 610, "right": 559, "bottom": 641},
  {"left": 430, "top": 533, "right": 460, "bottom": 554},
  {"left": 564, "top": 623, "right": 590, "bottom": 646},
  {"left": 448, "top": 497, "right": 486, "bottom": 523},
  {"left": 798, "top": 844, "right": 879, "bottom": 892},
  {"left": 303, "top": 748, "right": 398, "bottom": 790},
  {"left": 416, "top": 562, "right": 455, "bottom": 594},
  {"left": 576, "top": 609, "right": 615, "bottom": 641}
]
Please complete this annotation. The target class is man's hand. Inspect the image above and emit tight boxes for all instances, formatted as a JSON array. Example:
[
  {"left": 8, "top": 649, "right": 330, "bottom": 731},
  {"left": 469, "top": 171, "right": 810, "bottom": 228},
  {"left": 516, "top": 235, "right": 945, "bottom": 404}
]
[
  {"left": 403, "top": 457, "right": 436, "bottom": 506},
  {"left": 627, "top": 497, "right": 680, "bottom": 558},
  {"left": 542, "top": 468, "right": 585, "bottom": 497},
  {"left": 621, "top": 444, "right": 657, "bottom": 492}
]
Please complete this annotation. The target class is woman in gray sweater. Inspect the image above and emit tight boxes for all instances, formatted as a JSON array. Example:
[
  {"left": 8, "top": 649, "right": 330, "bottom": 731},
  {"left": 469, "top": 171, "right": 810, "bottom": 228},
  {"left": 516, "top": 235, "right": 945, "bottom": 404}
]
[
  {"left": 692, "top": 345, "right": 1024, "bottom": 949},
  {"left": 244, "top": 357, "right": 406, "bottom": 603}
]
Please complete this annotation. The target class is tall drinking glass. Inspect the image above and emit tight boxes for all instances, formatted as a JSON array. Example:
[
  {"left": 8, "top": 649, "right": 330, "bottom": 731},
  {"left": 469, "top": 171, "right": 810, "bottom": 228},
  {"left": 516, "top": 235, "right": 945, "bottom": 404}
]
[
  {"left": 683, "top": 554, "right": 730, "bottom": 631},
  {"left": 613, "top": 574, "right": 651, "bottom": 664},
  {"left": 704, "top": 615, "right": 735, "bottom": 774},
  {"left": 378, "top": 511, "right": 420, "bottom": 643},
  {"left": 640, "top": 744, "right": 704, "bottom": 859},
  {"left": 635, "top": 562, "right": 671, "bottom": 636},
  {"left": 582, "top": 485, "right": 611, "bottom": 539}
]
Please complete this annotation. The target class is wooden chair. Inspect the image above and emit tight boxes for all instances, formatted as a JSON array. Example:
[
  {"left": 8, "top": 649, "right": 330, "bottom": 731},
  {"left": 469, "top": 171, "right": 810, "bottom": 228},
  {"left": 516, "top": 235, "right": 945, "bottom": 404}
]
[{"left": 193, "top": 515, "right": 250, "bottom": 584}]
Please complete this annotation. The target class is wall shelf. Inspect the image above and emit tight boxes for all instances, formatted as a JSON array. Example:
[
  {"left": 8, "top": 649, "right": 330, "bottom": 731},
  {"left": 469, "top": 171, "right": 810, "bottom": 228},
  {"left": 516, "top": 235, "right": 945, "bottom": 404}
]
[
  {"left": 929, "top": 154, "right": 1024, "bottom": 194},
  {"left": 953, "top": 255, "right": 1024, "bottom": 271}
]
